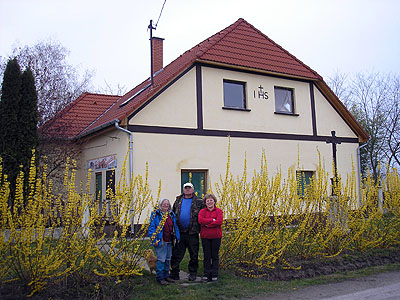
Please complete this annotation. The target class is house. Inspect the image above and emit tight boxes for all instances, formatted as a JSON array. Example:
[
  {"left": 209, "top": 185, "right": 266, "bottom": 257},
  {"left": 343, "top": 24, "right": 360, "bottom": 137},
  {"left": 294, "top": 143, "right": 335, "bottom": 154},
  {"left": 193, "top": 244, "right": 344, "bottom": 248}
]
[{"left": 42, "top": 18, "right": 368, "bottom": 223}]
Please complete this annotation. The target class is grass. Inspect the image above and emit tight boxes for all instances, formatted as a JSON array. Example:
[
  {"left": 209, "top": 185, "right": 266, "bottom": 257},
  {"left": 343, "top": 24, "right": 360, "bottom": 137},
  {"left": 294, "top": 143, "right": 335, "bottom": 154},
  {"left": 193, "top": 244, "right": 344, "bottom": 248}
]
[
  {"left": 126, "top": 263, "right": 400, "bottom": 300},
  {"left": 5, "top": 241, "right": 400, "bottom": 299},
  {"left": 119, "top": 243, "right": 400, "bottom": 300}
]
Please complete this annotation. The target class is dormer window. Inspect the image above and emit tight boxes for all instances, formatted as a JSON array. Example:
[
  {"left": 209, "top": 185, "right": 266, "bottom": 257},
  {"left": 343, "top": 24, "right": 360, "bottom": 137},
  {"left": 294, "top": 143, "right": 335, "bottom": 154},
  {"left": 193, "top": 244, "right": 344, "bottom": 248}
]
[
  {"left": 223, "top": 80, "right": 248, "bottom": 110},
  {"left": 274, "top": 86, "right": 295, "bottom": 115}
]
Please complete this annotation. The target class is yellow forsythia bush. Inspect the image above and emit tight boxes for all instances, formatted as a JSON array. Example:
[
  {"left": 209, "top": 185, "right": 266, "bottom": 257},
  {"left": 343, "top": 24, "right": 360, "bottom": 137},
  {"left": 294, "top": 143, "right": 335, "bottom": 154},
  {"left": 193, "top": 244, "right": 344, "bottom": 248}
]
[
  {"left": 1, "top": 144, "right": 399, "bottom": 294},
  {"left": 0, "top": 152, "right": 156, "bottom": 296},
  {"left": 215, "top": 141, "right": 400, "bottom": 277}
]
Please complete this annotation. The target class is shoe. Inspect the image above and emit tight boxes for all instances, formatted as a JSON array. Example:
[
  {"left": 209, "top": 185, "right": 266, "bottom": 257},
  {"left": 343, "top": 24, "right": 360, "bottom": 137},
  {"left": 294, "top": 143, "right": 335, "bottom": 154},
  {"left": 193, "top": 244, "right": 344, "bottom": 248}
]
[
  {"left": 158, "top": 279, "right": 169, "bottom": 285},
  {"left": 201, "top": 276, "right": 208, "bottom": 282},
  {"left": 188, "top": 274, "right": 196, "bottom": 281},
  {"left": 165, "top": 277, "right": 175, "bottom": 283},
  {"left": 211, "top": 277, "right": 218, "bottom": 282},
  {"left": 169, "top": 274, "right": 179, "bottom": 280}
]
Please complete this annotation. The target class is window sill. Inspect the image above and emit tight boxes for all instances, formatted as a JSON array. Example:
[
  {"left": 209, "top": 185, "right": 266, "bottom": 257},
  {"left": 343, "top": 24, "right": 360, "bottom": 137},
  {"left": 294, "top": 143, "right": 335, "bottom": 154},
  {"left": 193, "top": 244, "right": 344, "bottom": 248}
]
[
  {"left": 274, "top": 112, "right": 299, "bottom": 116},
  {"left": 223, "top": 106, "right": 251, "bottom": 112}
]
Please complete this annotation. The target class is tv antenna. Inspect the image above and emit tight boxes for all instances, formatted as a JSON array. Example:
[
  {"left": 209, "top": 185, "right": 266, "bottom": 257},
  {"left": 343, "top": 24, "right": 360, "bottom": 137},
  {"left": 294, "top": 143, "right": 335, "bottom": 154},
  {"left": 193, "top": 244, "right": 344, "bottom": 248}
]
[{"left": 148, "top": 0, "right": 167, "bottom": 86}]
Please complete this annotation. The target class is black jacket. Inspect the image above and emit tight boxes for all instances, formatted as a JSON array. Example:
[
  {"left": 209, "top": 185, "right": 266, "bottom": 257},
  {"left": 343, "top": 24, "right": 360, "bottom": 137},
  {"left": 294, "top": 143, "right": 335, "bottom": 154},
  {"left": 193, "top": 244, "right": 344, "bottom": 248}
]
[{"left": 172, "top": 194, "right": 204, "bottom": 235}]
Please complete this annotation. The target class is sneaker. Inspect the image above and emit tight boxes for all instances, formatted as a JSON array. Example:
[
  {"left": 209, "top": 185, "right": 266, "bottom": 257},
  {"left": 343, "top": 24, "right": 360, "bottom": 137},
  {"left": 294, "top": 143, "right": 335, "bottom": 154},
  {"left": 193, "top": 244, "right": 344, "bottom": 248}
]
[
  {"left": 165, "top": 277, "right": 175, "bottom": 283},
  {"left": 201, "top": 276, "right": 208, "bottom": 282},
  {"left": 211, "top": 277, "right": 218, "bottom": 282},
  {"left": 158, "top": 279, "right": 169, "bottom": 285},
  {"left": 188, "top": 273, "right": 196, "bottom": 281}
]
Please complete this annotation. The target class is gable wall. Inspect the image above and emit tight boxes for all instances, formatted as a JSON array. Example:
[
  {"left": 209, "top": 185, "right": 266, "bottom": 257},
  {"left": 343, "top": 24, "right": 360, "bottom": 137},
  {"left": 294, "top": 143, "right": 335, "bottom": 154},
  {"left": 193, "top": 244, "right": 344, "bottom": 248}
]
[
  {"left": 129, "top": 68, "right": 197, "bottom": 128},
  {"left": 202, "top": 67, "right": 313, "bottom": 134},
  {"left": 313, "top": 86, "right": 357, "bottom": 138}
]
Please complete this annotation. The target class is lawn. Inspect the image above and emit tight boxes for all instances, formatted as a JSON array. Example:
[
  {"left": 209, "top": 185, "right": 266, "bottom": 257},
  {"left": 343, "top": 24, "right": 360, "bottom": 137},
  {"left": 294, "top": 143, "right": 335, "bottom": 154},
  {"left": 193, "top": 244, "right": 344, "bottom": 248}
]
[{"left": 2, "top": 246, "right": 399, "bottom": 300}]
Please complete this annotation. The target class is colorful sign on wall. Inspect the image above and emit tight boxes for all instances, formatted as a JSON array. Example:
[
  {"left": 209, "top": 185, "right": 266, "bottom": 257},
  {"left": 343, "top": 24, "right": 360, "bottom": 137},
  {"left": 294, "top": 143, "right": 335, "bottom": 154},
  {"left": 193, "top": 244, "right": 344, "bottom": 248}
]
[{"left": 87, "top": 154, "right": 117, "bottom": 171}]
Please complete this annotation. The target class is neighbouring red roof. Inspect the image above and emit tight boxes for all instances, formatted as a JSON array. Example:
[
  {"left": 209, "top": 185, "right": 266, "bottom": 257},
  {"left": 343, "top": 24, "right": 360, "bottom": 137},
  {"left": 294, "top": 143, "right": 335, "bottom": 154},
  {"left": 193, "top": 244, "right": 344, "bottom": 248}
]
[
  {"left": 43, "top": 18, "right": 368, "bottom": 142},
  {"left": 40, "top": 92, "right": 121, "bottom": 139}
]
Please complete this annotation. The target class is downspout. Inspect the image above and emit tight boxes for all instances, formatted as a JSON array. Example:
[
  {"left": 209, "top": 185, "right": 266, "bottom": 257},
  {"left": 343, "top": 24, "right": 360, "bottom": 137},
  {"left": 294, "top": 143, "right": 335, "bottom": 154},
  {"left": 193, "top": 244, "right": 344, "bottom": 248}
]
[
  {"left": 114, "top": 120, "right": 135, "bottom": 235},
  {"left": 357, "top": 138, "right": 370, "bottom": 205},
  {"left": 115, "top": 120, "right": 133, "bottom": 177}
]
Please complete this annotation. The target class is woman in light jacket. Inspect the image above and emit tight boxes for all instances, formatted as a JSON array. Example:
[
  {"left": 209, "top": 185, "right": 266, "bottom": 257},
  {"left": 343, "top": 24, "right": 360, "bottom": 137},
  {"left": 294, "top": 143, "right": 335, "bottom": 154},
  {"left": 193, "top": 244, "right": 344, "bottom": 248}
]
[
  {"left": 198, "top": 193, "right": 223, "bottom": 282},
  {"left": 148, "top": 198, "right": 180, "bottom": 285}
]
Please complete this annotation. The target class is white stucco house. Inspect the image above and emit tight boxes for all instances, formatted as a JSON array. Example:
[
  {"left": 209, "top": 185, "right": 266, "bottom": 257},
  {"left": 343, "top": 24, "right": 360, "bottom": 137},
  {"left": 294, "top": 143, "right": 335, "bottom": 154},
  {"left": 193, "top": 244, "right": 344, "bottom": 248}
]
[{"left": 42, "top": 18, "right": 368, "bottom": 223}]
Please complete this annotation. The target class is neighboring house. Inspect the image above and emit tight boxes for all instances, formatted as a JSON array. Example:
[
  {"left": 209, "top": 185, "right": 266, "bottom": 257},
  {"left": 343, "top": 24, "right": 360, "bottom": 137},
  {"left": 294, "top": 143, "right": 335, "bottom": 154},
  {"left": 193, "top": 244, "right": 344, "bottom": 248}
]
[{"left": 42, "top": 18, "right": 368, "bottom": 223}]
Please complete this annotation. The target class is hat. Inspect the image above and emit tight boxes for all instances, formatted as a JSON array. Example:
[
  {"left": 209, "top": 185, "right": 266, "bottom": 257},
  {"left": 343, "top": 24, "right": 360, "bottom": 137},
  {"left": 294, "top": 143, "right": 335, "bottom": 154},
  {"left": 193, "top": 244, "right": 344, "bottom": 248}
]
[{"left": 183, "top": 182, "right": 194, "bottom": 189}]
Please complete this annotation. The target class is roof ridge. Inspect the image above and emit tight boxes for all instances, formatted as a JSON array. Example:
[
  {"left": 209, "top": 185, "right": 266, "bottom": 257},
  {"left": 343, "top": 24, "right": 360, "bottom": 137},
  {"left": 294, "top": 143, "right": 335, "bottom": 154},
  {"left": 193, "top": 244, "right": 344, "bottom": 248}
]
[
  {"left": 86, "top": 92, "right": 121, "bottom": 98},
  {"left": 243, "top": 21, "right": 322, "bottom": 80},
  {"left": 194, "top": 18, "right": 245, "bottom": 58}
]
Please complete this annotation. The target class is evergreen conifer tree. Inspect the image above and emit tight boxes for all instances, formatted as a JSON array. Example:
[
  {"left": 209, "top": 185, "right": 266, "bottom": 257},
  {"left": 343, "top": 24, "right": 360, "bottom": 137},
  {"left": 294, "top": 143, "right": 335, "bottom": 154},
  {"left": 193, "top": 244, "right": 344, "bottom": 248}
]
[
  {"left": 0, "top": 59, "right": 39, "bottom": 203},
  {"left": 19, "top": 68, "right": 39, "bottom": 174},
  {"left": 0, "top": 58, "right": 22, "bottom": 185}
]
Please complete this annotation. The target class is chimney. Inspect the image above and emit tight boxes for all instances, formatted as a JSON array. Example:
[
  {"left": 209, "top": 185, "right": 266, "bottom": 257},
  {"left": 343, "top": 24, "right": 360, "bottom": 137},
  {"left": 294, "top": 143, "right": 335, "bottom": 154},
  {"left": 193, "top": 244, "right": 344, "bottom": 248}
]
[{"left": 151, "top": 37, "right": 164, "bottom": 75}]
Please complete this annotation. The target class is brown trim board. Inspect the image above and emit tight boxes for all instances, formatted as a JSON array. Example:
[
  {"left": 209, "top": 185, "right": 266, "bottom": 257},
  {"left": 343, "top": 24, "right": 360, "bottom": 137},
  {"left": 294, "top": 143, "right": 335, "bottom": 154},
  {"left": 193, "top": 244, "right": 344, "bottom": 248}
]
[
  {"left": 309, "top": 82, "right": 317, "bottom": 136},
  {"left": 127, "top": 125, "right": 359, "bottom": 143},
  {"left": 196, "top": 65, "right": 203, "bottom": 129}
]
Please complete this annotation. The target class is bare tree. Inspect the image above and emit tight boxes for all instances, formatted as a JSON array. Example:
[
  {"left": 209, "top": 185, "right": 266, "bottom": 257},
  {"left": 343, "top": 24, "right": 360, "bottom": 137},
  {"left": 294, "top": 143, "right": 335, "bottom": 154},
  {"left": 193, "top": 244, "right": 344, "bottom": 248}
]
[
  {"left": 327, "top": 71, "right": 400, "bottom": 180},
  {"left": 385, "top": 76, "right": 400, "bottom": 168},
  {"left": 327, "top": 71, "right": 352, "bottom": 107},
  {"left": 99, "top": 80, "right": 128, "bottom": 96},
  {"left": 0, "top": 39, "right": 94, "bottom": 125}
]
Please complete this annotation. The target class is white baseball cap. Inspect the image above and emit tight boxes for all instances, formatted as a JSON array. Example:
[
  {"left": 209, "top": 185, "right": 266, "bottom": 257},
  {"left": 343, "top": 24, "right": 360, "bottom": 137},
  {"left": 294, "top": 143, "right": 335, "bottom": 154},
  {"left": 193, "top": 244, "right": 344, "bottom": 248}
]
[{"left": 183, "top": 182, "right": 194, "bottom": 189}]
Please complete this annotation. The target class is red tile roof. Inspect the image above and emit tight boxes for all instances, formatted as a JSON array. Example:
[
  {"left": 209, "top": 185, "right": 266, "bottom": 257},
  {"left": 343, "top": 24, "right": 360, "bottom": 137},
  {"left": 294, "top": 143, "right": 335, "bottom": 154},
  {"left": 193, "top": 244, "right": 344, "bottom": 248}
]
[
  {"left": 80, "top": 18, "right": 323, "bottom": 136},
  {"left": 40, "top": 92, "right": 121, "bottom": 139},
  {"left": 43, "top": 18, "right": 368, "bottom": 142}
]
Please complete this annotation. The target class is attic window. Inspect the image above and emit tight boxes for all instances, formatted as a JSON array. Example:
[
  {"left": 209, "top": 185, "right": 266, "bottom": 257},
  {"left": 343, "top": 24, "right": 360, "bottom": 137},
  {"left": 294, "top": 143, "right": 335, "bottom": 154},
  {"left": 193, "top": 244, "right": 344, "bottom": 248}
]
[
  {"left": 119, "top": 83, "right": 151, "bottom": 108},
  {"left": 274, "top": 87, "right": 296, "bottom": 115},
  {"left": 223, "top": 80, "right": 248, "bottom": 110}
]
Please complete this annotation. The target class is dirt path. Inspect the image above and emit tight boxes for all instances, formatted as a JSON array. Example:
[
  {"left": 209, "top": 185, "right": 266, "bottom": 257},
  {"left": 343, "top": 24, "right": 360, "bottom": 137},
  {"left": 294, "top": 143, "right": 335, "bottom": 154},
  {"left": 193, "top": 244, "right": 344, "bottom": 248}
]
[{"left": 242, "top": 270, "right": 400, "bottom": 300}]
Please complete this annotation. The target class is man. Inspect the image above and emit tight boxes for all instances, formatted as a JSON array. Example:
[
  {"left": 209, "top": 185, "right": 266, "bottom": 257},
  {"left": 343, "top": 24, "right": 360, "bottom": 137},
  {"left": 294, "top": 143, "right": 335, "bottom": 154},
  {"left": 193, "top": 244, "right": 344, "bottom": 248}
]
[{"left": 170, "top": 182, "right": 205, "bottom": 281}]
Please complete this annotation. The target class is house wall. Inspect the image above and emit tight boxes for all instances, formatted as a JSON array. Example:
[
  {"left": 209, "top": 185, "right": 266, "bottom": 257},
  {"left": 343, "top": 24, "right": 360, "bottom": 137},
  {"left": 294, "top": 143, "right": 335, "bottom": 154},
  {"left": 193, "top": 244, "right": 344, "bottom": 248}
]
[
  {"left": 131, "top": 68, "right": 197, "bottom": 128},
  {"left": 77, "top": 128, "right": 129, "bottom": 203},
  {"left": 202, "top": 68, "right": 313, "bottom": 134},
  {"left": 130, "top": 133, "right": 359, "bottom": 223},
  {"left": 80, "top": 65, "right": 361, "bottom": 224},
  {"left": 313, "top": 86, "right": 356, "bottom": 137}
]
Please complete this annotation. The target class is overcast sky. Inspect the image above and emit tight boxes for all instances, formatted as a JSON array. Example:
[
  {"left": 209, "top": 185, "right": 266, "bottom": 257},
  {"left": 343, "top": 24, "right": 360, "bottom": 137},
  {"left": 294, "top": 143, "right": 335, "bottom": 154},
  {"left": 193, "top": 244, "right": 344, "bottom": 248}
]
[{"left": 1, "top": 0, "right": 399, "bottom": 93}]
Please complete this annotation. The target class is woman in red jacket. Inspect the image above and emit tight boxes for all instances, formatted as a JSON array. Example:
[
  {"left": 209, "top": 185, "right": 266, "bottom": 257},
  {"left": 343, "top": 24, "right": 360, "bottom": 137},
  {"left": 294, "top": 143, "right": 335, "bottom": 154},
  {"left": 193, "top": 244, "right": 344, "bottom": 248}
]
[{"left": 198, "top": 193, "right": 223, "bottom": 282}]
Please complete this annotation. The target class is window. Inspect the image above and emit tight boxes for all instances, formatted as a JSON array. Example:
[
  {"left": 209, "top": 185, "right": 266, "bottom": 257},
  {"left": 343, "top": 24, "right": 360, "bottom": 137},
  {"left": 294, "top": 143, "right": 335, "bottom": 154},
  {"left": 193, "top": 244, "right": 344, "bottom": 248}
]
[
  {"left": 181, "top": 170, "right": 208, "bottom": 198},
  {"left": 297, "top": 171, "right": 314, "bottom": 197},
  {"left": 223, "top": 80, "right": 246, "bottom": 109},
  {"left": 274, "top": 87, "right": 295, "bottom": 114},
  {"left": 106, "top": 170, "right": 115, "bottom": 198},
  {"left": 95, "top": 172, "right": 103, "bottom": 212},
  {"left": 106, "top": 170, "right": 115, "bottom": 217}
]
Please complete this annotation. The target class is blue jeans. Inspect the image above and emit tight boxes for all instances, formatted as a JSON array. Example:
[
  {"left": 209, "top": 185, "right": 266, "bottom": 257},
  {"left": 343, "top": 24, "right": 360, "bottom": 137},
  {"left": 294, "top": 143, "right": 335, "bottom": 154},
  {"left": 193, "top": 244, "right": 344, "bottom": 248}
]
[{"left": 154, "top": 242, "right": 172, "bottom": 281}]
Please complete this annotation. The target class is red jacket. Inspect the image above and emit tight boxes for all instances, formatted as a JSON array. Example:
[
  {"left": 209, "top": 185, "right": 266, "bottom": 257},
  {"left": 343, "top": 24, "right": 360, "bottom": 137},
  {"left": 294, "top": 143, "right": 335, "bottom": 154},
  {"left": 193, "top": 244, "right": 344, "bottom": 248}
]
[{"left": 198, "top": 206, "right": 223, "bottom": 239}]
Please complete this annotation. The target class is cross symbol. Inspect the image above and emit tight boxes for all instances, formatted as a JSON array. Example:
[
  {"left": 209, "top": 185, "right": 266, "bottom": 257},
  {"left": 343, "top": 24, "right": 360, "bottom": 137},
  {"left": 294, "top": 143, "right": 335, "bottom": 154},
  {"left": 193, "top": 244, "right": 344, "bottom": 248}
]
[{"left": 326, "top": 131, "right": 341, "bottom": 194}]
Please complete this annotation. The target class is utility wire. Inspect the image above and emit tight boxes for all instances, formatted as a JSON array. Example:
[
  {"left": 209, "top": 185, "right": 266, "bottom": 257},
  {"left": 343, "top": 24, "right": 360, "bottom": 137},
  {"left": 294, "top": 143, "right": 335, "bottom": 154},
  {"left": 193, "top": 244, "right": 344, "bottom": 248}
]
[{"left": 155, "top": 0, "right": 167, "bottom": 28}]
